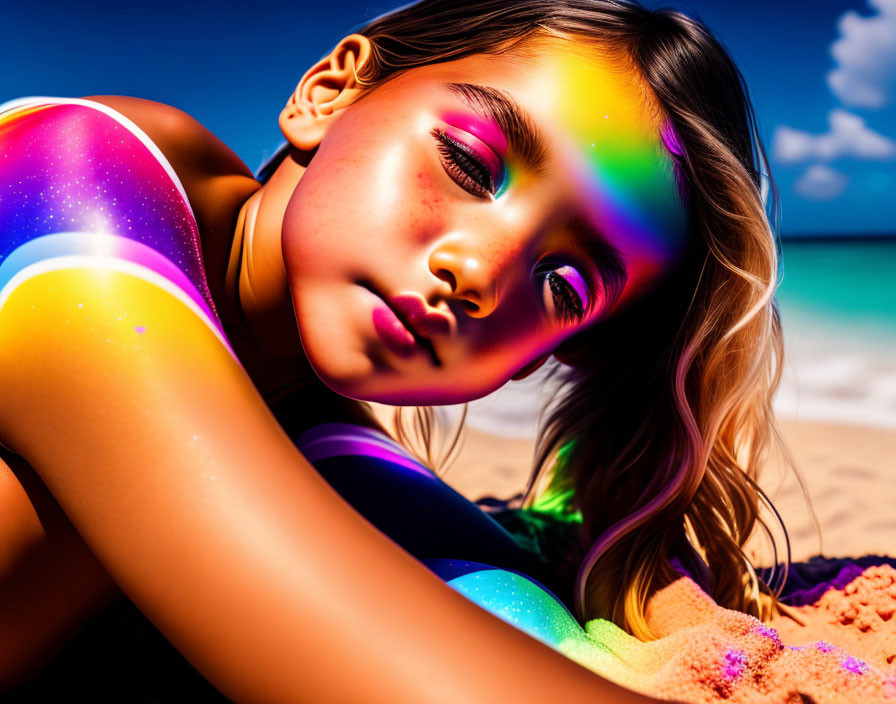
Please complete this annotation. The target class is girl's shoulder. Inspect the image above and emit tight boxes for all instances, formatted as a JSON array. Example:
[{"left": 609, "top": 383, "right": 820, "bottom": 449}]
[
  {"left": 80, "top": 96, "right": 256, "bottom": 183},
  {"left": 0, "top": 95, "right": 258, "bottom": 233},
  {"left": 0, "top": 96, "right": 240, "bottom": 431},
  {"left": 0, "top": 95, "right": 260, "bottom": 343},
  {"left": 80, "top": 97, "right": 261, "bottom": 275},
  {"left": 0, "top": 96, "right": 223, "bottom": 314}
]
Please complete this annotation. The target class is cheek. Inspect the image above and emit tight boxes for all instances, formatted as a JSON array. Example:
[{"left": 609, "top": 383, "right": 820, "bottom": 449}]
[
  {"left": 464, "top": 296, "right": 563, "bottom": 370},
  {"left": 410, "top": 169, "right": 445, "bottom": 238},
  {"left": 357, "top": 142, "right": 450, "bottom": 254},
  {"left": 281, "top": 153, "right": 359, "bottom": 279},
  {"left": 287, "top": 146, "right": 448, "bottom": 277}
]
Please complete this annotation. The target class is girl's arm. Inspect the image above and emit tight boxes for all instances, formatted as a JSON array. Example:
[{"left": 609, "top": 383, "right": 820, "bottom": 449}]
[
  {"left": 0, "top": 452, "right": 119, "bottom": 688},
  {"left": 0, "top": 253, "right": 659, "bottom": 704}
]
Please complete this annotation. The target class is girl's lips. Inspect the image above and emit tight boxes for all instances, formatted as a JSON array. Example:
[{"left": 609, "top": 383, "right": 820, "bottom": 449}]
[
  {"left": 389, "top": 293, "right": 455, "bottom": 338},
  {"left": 360, "top": 282, "right": 447, "bottom": 366},
  {"left": 372, "top": 302, "right": 418, "bottom": 357}
]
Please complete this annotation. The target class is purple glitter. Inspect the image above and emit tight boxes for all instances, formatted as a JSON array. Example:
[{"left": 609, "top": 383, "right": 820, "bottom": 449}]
[
  {"left": 841, "top": 655, "right": 869, "bottom": 674},
  {"left": 135, "top": 326, "right": 146, "bottom": 334},
  {"left": 0, "top": 100, "right": 218, "bottom": 318},
  {"left": 816, "top": 641, "right": 836, "bottom": 653},
  {"left": 722, "top": 649, "right": 749, "bottom": 679},
  {"left": 752, "top": 623, "right": 783, "bottom": 647}
]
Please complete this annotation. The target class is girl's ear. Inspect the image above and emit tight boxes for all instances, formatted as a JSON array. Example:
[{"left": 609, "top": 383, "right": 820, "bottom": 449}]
[
  {"left": 551, "top": 336, "right": 587, "bottom": 369},
  {"left": 511, "top": 353, "right": 550, "bottom": 381},
  {"left": 279, "top": 34, "right": 372, "bottom": 152}
]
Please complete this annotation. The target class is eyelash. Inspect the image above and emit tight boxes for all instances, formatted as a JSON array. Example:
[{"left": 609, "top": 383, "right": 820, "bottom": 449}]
[
  {"left": 534, "top": 261, "right": 593, "bottom": 325},
  {"left": 431, "top": 127, "right": 593, "bottom": 325},
  {"left": 431, "top": 127, "right": 496, "bottom": 198}
]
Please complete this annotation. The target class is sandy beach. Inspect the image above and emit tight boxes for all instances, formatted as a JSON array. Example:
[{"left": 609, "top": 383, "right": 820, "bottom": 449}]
[
  {"left": 438, "top": 419, "right": 895, "bottom": 565},
  {"left": 444, "top": 421, "right": 896, "bottom": 560}
]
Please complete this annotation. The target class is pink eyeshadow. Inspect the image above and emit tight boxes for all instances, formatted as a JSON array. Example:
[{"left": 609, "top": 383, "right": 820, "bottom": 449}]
[
  {"left": 440, "top": 124, "right": 504, "bottom": 185},
  {"left": 555, "top": 265, "right": 590, "bottom": 309},
  {"left": 441, "top": 109, "right": 508, "bottom": 156}
]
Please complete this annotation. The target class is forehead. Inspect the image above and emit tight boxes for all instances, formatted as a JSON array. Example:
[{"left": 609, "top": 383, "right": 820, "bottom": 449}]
[{"left": 376, "top": 38, "right": 689, "bottom": 302}]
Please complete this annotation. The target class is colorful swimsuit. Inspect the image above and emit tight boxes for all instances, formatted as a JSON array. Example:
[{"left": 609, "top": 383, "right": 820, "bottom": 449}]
[{"left": 292, "top": 421, "right": 587, "bottom": 646}]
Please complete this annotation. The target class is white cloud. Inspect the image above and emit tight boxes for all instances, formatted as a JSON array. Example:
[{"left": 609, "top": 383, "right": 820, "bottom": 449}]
[
  {"left": 827, "top": 0, "right": 896, "bottom": 108},
  {"left": 772, "top": 109, "right": 896, "bottom": 163},
  {"left": 794, "top": 164, "right": 849, "bottom": 200}
]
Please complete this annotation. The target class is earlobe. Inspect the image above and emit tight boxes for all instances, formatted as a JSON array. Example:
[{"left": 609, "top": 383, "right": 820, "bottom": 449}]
[
  {"left": 551, "top": 337, "right": 586, "bottom": 369},
  {"left": 279, "top": 33, "right": 372, "bottom": 152},
  {"left": 511, "top": 353, "right": 550, "bottom": 381}
]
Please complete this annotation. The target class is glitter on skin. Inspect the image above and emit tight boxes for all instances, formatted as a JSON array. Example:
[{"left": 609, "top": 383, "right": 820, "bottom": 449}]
[
  {"left": 0, "top": 232, "right": 223, "bottom": 339},
  {"left": 426, "top": 559, "right": 582, "bottom": 648},
  {"left": 0, "top": 98, "right": 218, "bottom": 318}
]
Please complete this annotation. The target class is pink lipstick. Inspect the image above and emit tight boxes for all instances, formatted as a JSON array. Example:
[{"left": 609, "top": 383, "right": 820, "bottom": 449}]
[
  {"left": 372, "top": 303, "right": 418, "bottom": 357},
  {"left": 389, "top": 293, "right": 455, "bottom": 338}
]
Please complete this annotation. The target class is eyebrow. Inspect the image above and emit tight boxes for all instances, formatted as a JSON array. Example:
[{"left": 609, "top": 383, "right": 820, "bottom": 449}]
[{"left": 444, "top": 82, "right": 549, "bottom": 177}]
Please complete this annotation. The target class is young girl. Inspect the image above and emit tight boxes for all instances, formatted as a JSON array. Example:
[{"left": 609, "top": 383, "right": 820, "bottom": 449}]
[{"left": 0, "top": 0, "right": 789, "bottom": 700}]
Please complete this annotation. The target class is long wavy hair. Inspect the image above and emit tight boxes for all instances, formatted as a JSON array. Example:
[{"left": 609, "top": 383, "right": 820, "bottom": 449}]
[{"left": 261, "top": 0, "right": 800, "bottom": 640}]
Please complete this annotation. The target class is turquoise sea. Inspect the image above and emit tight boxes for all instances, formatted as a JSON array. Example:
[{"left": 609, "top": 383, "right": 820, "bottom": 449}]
[
  {"left": 777, "top": 239, "right": 896, "bottom": 347},
  {"left": 465, "top": 238, "right": 896, "bottom": 436},
  {"left": 772, "top": 238, "right": 896, "bottom": 428}
]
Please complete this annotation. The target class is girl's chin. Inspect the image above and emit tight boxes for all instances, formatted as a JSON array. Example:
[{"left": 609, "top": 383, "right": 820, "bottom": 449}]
[
  {"left": 313, "top": 371, "right": 475, "bottom": 407},
  {"left": 303, "top": 343, "right": 511, "bottom": 406}
]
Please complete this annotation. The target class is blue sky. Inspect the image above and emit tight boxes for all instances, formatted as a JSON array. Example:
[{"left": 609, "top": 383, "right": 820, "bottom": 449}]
[{"left": 2, "top": 0, "right": 894, "bottom": 236}]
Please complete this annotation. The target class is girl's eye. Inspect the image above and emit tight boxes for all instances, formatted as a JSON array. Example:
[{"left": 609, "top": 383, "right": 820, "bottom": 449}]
[
  {"left": 537, "top": 264, "right": 591, "bottom": 325},
  {"left": 431, "top": 128, "right": 500, "bottom": 199}
]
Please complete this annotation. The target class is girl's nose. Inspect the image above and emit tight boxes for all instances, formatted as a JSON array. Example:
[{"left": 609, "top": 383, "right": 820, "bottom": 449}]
[{"left": 427, "top": 234, "right": 500, "bottom": 318}]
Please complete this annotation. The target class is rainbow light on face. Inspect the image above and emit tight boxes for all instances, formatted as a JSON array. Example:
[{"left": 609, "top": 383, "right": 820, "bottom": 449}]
[
  {"left": 545, "top": 50, "right": 689, "bottom": 293},
  {"left": 495, "top": 165, "right": 516, "bottom": 199}
]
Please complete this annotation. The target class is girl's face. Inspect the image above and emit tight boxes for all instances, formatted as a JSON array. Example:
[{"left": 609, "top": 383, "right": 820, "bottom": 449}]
[{"left": 282, "top": 39, "right": 688, "bottom": 405}]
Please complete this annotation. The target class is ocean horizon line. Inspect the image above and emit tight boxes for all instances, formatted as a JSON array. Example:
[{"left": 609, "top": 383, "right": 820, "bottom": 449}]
[{"left": 780, "top": 233, "right": 896, "bottom": 242}]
